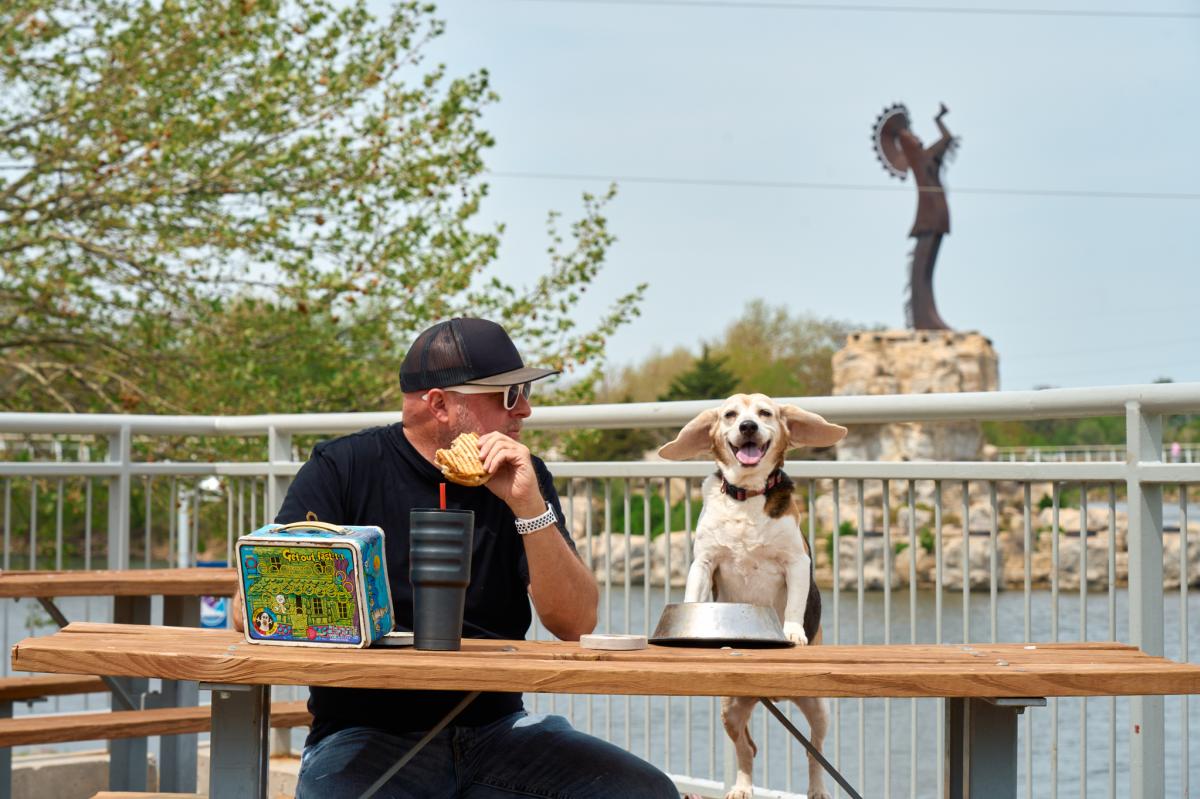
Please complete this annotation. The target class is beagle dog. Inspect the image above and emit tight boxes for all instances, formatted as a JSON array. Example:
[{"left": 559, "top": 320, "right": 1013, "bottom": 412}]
[{"left": 659, "top": 394, "right": 846, "bottom": 799}]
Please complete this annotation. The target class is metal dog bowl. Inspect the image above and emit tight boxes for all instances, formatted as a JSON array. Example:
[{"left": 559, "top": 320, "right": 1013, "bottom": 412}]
[{"left": 649, "top": 602, "right": 794, "bottom": 648}]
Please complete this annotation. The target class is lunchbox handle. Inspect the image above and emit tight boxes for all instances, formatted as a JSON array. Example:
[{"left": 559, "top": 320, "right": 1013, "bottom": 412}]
[{"left": 275, "top": 511, "right": 349, "bottom": 535}]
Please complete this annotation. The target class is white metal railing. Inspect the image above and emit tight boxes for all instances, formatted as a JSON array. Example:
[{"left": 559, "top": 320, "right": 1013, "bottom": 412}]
[
  {"left": 994, "top": 443, "right": 1200, "bottom": 463},
  {"left": 0, "top": 382, "right": 1197, "bottom": 798}
]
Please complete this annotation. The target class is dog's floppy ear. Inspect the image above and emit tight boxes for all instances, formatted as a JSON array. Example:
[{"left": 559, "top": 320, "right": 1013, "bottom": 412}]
[
  {"left": 658, "top": 408, "right": 720, "bottom": 461},
  {"left": 781, "top": 405, "right": 847, "bottom": 449}
]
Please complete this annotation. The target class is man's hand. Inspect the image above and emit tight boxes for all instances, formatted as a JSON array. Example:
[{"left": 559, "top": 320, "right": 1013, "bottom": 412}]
[{"left": 478, "top": 431, "right": 545, "bottom": 519}]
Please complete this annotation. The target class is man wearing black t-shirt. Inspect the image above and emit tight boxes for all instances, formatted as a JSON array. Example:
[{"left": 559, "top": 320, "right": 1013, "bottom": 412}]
[{"left": 236, "top": 318, "right": 679, "bottom": 798}]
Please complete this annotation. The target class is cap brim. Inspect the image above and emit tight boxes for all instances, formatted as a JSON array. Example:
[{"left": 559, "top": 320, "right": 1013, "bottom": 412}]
[{"left": 465, "top": 366, "right": 560, "bottom": 386}]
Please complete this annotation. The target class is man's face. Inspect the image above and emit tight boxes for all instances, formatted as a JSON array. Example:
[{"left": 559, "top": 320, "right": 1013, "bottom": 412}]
[{"left": 449, "top": 387, "right": 531, "bottom": 441}]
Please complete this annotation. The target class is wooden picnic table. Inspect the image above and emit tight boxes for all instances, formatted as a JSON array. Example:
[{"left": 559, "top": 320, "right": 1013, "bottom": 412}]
[
  {"left": 12, "top": 623, "right": 1200, "bottom": 799},
  {"left": 0, "top": 568, "right": 237, "bottom": 795},
  {"left": 0, "top": 567, "right": 237, "bottom": 599}
]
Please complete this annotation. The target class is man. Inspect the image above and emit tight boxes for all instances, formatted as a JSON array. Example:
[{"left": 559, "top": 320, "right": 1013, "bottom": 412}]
[{"left": 235, "top": 317, "right": 679, "bottom": 798}]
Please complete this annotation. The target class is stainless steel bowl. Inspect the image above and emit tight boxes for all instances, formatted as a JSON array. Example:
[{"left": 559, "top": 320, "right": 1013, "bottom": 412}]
[{"left": 649, "top": 602, "right": 793, "bottom": 647}]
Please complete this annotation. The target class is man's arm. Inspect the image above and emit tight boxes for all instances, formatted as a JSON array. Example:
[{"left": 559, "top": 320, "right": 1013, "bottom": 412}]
[
  {"left": 520, "top": 514, "right": 599, "bottom": 641},
  {"left": 479, "top": 432, "right": 598, "bottom": 640}
]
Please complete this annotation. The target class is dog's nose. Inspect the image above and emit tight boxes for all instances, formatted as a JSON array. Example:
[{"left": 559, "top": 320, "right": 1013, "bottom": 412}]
[{"left": 739, "top": 420, "right": 758, "bottom": 436}]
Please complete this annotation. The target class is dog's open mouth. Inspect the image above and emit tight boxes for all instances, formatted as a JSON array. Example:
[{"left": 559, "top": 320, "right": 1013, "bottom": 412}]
[{"left": 730, "top": 440, "right": 769, "bottom": 466}]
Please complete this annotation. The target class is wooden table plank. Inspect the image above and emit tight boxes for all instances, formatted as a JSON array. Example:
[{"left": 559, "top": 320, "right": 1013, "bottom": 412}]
[
  {"left": 0, "top": 568, "right": 238, "bottom": 598},
  {"left": 43, "top": 623, "right": 1145, "bottom": 663},
  {"left": 0, "top": 699, "right": 310, "bottom": 747},
  {"left": 12, "top": 623, "right": 1200, "bottom": 700},
  {"left": 0, "top": 674, "right": 109, "bottom": 702}
]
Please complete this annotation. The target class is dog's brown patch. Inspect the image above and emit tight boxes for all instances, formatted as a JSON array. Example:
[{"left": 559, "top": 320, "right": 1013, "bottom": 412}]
[
  {"left": 763, "top": 472, "right": 795, "bottom": 519},
  {"left": 771, "top": 435, "right": 788, "bottom": 472}
]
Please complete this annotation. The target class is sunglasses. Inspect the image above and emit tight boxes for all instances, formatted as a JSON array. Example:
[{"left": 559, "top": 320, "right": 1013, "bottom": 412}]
[{"left": 427, "top": 381, "right": 534, "bottom": 410}]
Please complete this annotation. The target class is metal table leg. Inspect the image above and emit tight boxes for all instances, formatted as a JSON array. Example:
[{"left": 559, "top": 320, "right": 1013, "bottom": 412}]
[
  {"left": 358, "top": 691, "right": 480, "bottom": 799},
  {"left": 158, "top": 595, "right": 200, "bottom": 793},
  {"left": 35, "top": 597, "right": 136, "bottom": 710},
  {"left": 0, "top": 699, "right": 11, "bottom": 799},
  {"left": 203, "top": 683, "right": 271, "bottom": 799},
  {"left": 947, "top": 697, "right": 1046, "bottom": 799},
  {"left": 110, "top": 596, "right": 150, "bottom": 791},
  {"left": 761, "top": 698, "right": 863, "bottom": 799}
]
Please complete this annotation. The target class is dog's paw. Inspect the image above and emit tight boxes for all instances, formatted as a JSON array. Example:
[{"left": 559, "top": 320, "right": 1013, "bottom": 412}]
[
  {"left": 783, "top": 621, "right": 808, "bottom": 646},
  {"left": 807, "top": 790, "right": 832, "bottom": 799},
  {"left": 723, "top": 790, "right": 753, "bottom": 799}
]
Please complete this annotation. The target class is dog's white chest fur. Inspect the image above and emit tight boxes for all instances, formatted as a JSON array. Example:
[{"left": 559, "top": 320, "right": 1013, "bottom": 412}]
[{"left": 691, "top": 476, "right": 807, "bottom": 617}]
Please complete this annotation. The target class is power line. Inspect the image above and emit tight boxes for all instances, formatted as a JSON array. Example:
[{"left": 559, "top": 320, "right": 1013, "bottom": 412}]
[
  {"left": 489, "top": 170, "right": 1200, "bottom": 202},
  {"left": 507, "top": 0, "right": 1200, "bottom": 21}
]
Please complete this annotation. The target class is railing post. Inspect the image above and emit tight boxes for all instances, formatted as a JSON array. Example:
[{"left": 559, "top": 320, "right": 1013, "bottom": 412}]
[
  {"left": 266, "top": 425, "right": 292, "bottom": 522},
  {"left": 106, "top": 425, "right": 132, "bottom": 570},
  {"left": 1124, "top": 400, "right": 1164, "bottom": 799}
]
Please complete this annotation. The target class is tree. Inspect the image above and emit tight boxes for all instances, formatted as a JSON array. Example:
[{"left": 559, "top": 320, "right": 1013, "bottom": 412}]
[
  {"left": 658, "top": 345, "right": 739, "bottom": 402},
  {"left": 1, "top": 0, "right": 643, "bottom": 414},
  {"left": 713, "top": 300, "right": 859, "bottom": 398},
  {"left": 561, "top": 395, "right": 656, "bottom": 462},
  {"left": 596, "top": 346, "right": 693, "bottom": 403}
]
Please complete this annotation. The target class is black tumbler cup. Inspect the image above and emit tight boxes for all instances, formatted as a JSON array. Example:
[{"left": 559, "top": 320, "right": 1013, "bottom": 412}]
[{"left": 409, "top": 508, "right": 475, "bottom": 651}]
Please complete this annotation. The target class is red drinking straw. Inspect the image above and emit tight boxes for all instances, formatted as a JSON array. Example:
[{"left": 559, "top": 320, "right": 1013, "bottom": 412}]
[{"left": 439, "top": 482, "right": 446, "bottom": 510}]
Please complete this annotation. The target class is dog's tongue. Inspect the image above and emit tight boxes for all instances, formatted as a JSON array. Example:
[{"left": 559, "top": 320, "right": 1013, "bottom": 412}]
[{"left": 736, "top": 444, "right": 764, "bottom": 465}]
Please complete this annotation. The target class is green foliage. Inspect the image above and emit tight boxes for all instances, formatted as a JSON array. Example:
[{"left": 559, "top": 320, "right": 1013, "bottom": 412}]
[
  {"left": 918, "top": 527, "right": 934, "bottom": 552},
  {"left": 711, "top": 300, "right": 863, "bottom": 398},
  {"left": 657, "top": 345, "right": 738, "bottom": 402},
  {"left": 1, "top": 0, "right": 644, "bottom": 417},
  {"left": 823, "top": 519, "right": 856, "bottom": 559},
  {"left": 597, "top": 347, "right": 694, "bottom": 403},
  {"left": 560, "top": 396, "right": 657, "bottom": 461},
  {"left": 1037, "top": 493, "right": 1054, "bottom": 511},
  {"left": 983, "top": 417, "right": 1126, "bottom": 448},
  {"left": 600, "top": 301, "right": 868, "bottom": 405},
  {"left": 607, "top": 484, "right": 688, "bottom": 538}
]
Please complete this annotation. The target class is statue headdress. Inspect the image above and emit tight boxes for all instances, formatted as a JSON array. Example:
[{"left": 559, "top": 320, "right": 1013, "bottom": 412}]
[{"left": 872, "top": 103, "right": 911, "bottom": 179}]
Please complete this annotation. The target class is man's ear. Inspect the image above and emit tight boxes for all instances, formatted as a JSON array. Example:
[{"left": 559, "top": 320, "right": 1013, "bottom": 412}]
[
  {"left": 781, "top": 405, "right": 847, "bottom": 450},
  {"left": 658, "top": 408, "right": 720, "bottom": 461},
  {"left": 421, "top": 389, "right": 453, "bottom": 424}
]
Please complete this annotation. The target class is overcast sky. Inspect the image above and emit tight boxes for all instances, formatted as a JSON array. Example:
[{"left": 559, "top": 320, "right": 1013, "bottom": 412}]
[{"left": 414, "top": 0, "right": 1199, "bottom": 391}]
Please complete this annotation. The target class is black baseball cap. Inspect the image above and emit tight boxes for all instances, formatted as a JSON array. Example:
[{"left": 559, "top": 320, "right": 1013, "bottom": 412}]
[{"left": 399, "top": 318, "right": 561, "bottom": 392}]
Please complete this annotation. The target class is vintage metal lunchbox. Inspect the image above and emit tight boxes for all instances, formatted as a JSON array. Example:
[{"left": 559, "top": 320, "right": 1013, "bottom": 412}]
[{"left": 236, "top": 518, "right": 394, "bottom": 648}]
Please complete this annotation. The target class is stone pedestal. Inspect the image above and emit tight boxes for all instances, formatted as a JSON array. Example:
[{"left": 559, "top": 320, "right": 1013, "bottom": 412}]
[{"left": 832, "top": 329, "right": 999, "bottom": 461}]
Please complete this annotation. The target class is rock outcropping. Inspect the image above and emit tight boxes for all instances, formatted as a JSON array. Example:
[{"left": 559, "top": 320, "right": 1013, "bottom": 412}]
[{"left": 832, "top": 330, "right": 999, "bottom": 461}]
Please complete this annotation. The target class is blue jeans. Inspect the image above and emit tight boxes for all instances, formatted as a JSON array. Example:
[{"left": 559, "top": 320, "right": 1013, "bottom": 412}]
[{"left": 295, "top": 711, "right": 680, "bottom": 798}]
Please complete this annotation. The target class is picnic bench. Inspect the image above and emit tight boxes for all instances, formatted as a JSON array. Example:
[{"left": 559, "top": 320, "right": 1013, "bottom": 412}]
[
  {"left": 0, "top": 569, "right": 237, "bottom": 797},
  {"left": 12, "top": 623, "right": 1200, "bottom": 799},
  {"left": 0, "top": 677, "right": 309, "bottom": 799}
]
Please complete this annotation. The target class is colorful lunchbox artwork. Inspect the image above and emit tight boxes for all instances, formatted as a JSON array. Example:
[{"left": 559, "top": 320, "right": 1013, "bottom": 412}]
[{"left": 236, "top": 518, "right": 394, "bottom": 648}]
